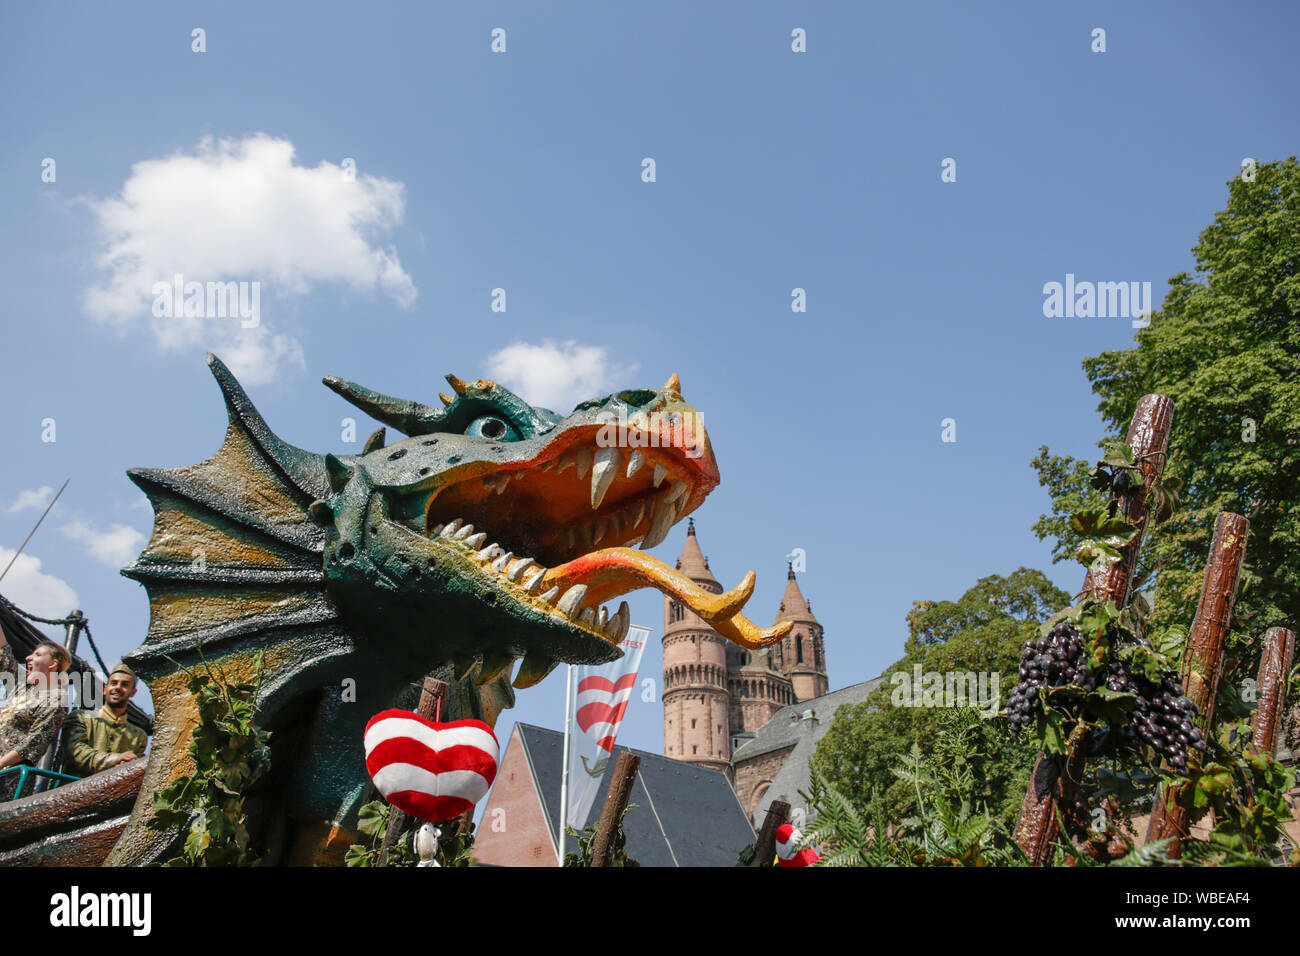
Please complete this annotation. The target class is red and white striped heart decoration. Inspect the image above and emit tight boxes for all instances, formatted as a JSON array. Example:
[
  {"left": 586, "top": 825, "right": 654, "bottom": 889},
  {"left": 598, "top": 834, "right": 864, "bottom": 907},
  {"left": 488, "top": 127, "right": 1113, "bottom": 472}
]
[{"left": 363, "top": 711, "right": 500, "bottom": 823}]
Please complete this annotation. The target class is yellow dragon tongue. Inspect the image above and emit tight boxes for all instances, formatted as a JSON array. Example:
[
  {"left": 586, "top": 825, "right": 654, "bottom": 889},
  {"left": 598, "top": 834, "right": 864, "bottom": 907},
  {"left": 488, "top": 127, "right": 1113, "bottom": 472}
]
[{"left": 537, "top": 547, "right": 791, "bottom": 650}]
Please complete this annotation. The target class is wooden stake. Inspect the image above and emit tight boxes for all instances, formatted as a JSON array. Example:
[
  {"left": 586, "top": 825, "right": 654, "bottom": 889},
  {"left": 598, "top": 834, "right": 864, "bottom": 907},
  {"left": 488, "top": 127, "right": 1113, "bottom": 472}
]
[
  {"left": 1145, "top": 512, "right": 1249, "bottom": 854},
  {"left": 1250, "top": 627, "right": 1295, "bottom": 754},
  {"left": 754, "top": 800, "right": 791, "bottom": 866},
  {"left": 379, "top": 677, "right": 449, "bottom": 866},
  {"left": 1013, "top": 394, "right": 1174, "bottom": 866},
  {"left": 589, "top": 750, "right": 640, "bottom": 867}
]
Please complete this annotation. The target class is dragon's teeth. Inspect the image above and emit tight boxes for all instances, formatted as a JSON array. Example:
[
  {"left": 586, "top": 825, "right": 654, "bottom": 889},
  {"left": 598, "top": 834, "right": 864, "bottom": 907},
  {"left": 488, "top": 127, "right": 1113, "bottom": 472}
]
[
  {"left": 626, "top": 499, "right": 646, "bottom": 528},
  {"left": 596, "top": 606, "right": 608, "bottom": 630},
  {"left": 539, "top": 586, "right": 560, "bottom": 603},
  {"left": 609, "top": 601, "right": 630, "bottom": 640},
  {"left": 575, "top": 447, "right": 594, "bottom": 481},
  {"left": 639, "top": 497, "right": 674, "bottom": 550},
  {"left": 464, "top": 532, "right": 487, "bottom": 549},
  {"left": 653, "top": 464, "right": 667, "bottom": 487},
  {"left": 566, "top": 528, "right": 576, "bottom": 551},
  {"left": 593, "top": 517, "right": 609, "bottom": 544},
  {"left": 539, "top": 458, "right": 556, "bottom": 472},
  {"left": 590, "top": 447, "right": 621, "bottom": 509},
  {"left": 507, "top": 558, "right": 532, "bottom": 582},
  {"left": 491, "top": 552, "right": 514, "bottom": 573},
  {"left": 431, "top": 523, "right": 445, "bottom": 536},
  {"left": 665, "top": 479, "right": 688, "bottom": 503},
  {"left": 556, "top": 452, "right": 575, "bottom": 474},
  {"left": 578, "top": 607, "right": 596, "bottom": 627},
  {"left": 626, "top": 450, "right": 646, "bottom": 478},
  {"left": 557, "top": 585, "right": 588, "bottom": 617},
  {"left": 440, "top": 518, "right": 463, "bottom": 538},
  {"left": 523, "top": 570, "right": 545, "bottom": 593},
  {"left": 475, "top": 543, "right": 502, "bottom": 561},
  {"left": 454, "top": 523, "right": 475, "bottom": 539}
]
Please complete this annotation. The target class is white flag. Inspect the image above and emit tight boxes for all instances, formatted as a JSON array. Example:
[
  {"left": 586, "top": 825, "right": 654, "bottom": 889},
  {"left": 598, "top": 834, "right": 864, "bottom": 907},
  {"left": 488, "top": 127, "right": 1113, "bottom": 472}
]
[{"left": 565, "top": 624, "right": 650, "bottom": 831}]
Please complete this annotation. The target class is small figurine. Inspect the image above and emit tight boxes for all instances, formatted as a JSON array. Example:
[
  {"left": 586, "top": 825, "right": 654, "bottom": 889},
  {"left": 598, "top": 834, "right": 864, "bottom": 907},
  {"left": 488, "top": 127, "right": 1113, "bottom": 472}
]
[{"left": 415, "top": 823, "right": 442, "bottom": 867}]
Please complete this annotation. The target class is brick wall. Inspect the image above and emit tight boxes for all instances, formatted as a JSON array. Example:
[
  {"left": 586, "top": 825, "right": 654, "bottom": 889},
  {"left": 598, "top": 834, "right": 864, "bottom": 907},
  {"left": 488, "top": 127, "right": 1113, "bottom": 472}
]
[{"left": 733, "top": 744, "right": 795, "bottom": 820}]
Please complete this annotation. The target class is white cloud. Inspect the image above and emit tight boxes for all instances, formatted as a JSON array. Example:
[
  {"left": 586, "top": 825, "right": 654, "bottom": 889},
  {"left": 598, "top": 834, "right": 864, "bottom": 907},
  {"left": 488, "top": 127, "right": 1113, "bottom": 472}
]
[
  {"left": 7, "top": 487, "right": 54, "bottom": 513},
  {"left": 0, "top": 548, "right": 79, "bottom": 622},
  {"left": 59, "top": 520, "right": 146, "bottom": 568},
  {"left": 484, "top": 340, "right": 639, "bottom": 414},
  {"left": 83, "top": 134, "right": 417, "bottom": 385}
]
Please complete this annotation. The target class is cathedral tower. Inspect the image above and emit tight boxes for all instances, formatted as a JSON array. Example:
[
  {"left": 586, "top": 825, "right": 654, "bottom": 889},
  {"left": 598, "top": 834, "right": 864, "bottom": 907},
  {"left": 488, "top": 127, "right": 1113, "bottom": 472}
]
[
  {"left": 775, "top": 565, "right": 828, "bottom": 702},
  {"left": 661, "top": 520, "right": 732, "bottom": 776}
]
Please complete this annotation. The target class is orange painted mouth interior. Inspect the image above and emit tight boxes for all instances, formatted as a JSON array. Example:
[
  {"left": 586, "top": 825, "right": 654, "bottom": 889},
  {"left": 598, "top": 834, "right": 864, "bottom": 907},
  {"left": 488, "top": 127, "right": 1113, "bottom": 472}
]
[{"left": 423, "top": 424, "right": 789, "bottom": 649}]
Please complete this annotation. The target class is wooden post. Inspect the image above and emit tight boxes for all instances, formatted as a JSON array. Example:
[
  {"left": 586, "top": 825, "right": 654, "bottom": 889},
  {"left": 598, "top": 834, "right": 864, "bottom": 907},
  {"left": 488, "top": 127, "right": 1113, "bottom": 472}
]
[
  {"left": 754, "top": 799, "right": 791, "bottom": 866},
  {"left": 1013, "top": 394, "right": 1174, "bottom": 866},
  {"left": 590, "top": 750, "right": 640, "bottom": 867},
  {"left": 1145, "top": 512, "right": 1249, "bottom": 854},
  {"left": 1250, "top": 627, "right": 1296, "bottom": 753},
  {"left": 379, "top": 677, "right": 449, "bottom": 866}
]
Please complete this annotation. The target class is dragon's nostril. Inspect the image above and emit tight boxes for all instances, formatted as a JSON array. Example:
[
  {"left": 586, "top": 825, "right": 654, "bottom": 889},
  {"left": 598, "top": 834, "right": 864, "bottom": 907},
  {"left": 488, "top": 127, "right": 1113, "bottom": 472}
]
[{"left": 339, "top": 542, "right": 355, "bottom": 562}]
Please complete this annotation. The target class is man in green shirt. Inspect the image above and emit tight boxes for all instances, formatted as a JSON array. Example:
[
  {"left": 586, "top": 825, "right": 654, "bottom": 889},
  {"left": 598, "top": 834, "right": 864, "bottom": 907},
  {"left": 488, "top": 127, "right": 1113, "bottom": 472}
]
[{"left": 62, "top": 664, "right": 148, "bottom": 778}]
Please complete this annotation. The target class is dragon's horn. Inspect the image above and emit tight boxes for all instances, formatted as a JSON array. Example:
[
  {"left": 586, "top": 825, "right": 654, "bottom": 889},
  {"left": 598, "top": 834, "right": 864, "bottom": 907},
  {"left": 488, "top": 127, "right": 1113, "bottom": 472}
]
[{"left": 322, "top": 376, "right": 446, "bottom": 438}]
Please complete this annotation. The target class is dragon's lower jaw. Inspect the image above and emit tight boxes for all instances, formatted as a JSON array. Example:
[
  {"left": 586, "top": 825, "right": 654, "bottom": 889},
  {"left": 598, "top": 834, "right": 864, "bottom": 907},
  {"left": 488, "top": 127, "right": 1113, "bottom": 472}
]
[{"left": 431, "top": 517, "right": 790, "bottom": 660}]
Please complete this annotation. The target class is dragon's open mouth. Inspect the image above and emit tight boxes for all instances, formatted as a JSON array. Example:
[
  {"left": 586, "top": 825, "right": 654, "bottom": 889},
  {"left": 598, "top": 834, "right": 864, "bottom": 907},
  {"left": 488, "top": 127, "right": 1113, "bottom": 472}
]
[{"left": 421, "top": 422, "right": 790, "bottom": 656}]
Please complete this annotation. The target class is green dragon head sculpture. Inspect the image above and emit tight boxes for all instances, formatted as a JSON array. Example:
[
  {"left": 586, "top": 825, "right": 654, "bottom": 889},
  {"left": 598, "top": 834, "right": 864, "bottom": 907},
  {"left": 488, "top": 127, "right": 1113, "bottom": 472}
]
[{"left": 108, "top": 354, "right": 788, "bottom": 865}]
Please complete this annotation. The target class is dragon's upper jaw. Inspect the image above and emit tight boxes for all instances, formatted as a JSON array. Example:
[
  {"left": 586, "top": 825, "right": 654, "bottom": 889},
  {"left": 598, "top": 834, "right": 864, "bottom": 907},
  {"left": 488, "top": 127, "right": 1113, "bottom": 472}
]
[
  {"left": 324, "top": 374, "right": 790, "bottom": 687},
  {"left": 396, "top": 418, "right": 789, "bottom": 680}
]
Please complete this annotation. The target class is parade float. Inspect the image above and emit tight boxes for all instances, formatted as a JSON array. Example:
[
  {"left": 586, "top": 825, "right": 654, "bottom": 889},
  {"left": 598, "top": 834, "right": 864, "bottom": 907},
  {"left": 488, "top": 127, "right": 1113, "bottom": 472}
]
[{"left": 0, "top": 354, "right": 789, "bottom": 865}]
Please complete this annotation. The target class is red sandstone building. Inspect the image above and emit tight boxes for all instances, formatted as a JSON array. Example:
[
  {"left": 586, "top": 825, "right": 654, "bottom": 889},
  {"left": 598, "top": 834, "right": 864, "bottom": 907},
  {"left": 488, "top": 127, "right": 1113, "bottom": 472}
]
[{"left": 662, "top": 521, "right": 831, "bottom": 798}]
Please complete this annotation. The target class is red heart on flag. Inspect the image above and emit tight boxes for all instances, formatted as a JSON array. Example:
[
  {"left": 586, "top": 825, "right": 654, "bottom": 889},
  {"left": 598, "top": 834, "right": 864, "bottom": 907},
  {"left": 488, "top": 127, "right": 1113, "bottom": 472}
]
[
  {"left": 576, "top": 673, "right": 637, "bottom": 752},
  {"left": 363, "top": 710, "right": 499, "bottom": 823}
]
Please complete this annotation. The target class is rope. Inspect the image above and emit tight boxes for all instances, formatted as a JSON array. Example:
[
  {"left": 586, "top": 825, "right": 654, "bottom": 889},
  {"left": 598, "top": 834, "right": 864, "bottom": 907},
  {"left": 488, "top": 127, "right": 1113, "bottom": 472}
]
[
  {"left": 0, "top": 591, "right": 111, "bottom": 676},
  {"left": 79, "top": 622, "right": 113, "bottom": 680},
  {"left": 0, "top": 591, "right": 80, "bottom": 627}
]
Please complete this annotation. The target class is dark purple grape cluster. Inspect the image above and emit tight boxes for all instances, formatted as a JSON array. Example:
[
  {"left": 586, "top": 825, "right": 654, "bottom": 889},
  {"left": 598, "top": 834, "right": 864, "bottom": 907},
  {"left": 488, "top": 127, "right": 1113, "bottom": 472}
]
[
  {"left": 1007, "top": 622, "right": 1203, "bottom": 772},
  {"left": 1111, "top": 666, "right": 1202, "bottom": 772},
  {"left": 1007, "top": 622, "right": 1096, "bottom": 734}
]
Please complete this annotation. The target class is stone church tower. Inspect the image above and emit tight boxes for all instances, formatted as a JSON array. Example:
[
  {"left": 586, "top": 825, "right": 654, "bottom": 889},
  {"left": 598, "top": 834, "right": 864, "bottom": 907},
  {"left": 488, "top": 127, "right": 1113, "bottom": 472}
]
[
  {"left": 662, "top": 521, "right": 828, "bottom": 777},
  {"left": 775, "top": 564, "right": 829, "bottom": 701},
  {"left": 661, "top": 519, "right": 732, "bottom": 776}
]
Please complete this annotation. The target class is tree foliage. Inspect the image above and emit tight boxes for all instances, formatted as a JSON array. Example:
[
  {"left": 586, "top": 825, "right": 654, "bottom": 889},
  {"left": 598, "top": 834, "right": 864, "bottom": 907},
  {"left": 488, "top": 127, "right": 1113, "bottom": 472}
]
[
  {"left": 1031, "top": 157, "right": 1300, "bottom": 644},
  {"left": 812, "top": 569, "right": 1070, "bottom": 832},
  {"left": 804, "top": 709, "right": 1025, "bottom": 866}
]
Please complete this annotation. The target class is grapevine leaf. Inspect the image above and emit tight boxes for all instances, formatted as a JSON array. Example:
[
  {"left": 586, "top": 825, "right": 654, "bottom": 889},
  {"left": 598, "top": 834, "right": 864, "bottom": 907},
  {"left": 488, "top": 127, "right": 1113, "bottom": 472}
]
[
  {"left": 1070, "top": 511, "right": 1139, "bottom": 540},
  {"left": 1038, "top": 710, "right": 1067, "bottom": 755},
  {"left": 1098, "top": 440, "right": 1135, "bottom": 469}
]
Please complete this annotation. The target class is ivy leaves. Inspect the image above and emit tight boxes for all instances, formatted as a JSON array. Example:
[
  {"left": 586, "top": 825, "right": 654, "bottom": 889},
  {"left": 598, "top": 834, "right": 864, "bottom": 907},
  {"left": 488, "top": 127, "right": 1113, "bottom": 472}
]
[{"left": 149, "top": 649, "right": 271, "bottom": 867}]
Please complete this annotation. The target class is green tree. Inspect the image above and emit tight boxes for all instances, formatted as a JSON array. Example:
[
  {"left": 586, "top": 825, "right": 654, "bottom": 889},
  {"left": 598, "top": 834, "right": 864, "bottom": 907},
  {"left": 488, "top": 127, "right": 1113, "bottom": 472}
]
[
  {"left": 812, "top": 569, "right": 1070, "bottom": 832},
  {"left": 1031, "top": 157, "right": 1300, "bottom": 639}
]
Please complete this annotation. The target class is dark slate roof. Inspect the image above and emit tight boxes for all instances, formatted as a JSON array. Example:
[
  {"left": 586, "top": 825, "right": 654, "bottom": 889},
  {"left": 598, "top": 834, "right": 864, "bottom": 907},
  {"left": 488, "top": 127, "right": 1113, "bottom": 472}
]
[
  {"left": 514, "top": 723, "right": 755, "bottom": 867},
  {"left": 730, "top": 678, "right": 884, "bottom": 826}
]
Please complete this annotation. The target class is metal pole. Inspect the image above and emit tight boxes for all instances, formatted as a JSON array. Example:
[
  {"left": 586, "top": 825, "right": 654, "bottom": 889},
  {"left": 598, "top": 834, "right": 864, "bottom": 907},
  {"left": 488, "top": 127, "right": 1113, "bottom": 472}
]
[
  {"left": 64, "top": 609, "right": 83, "bottom": 660},
  {"left": 558, "top": 663, "right": 573, "bottom": 865},
  {"left": 0, "top": 479, "right": 69, "bottom": 584}
]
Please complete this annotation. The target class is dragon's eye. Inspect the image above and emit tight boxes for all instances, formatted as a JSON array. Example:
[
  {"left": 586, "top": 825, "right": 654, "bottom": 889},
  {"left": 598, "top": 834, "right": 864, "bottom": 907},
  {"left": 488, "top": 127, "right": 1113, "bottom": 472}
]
[{"left": 466, "top": 415, "right": 519, "bottom": 441}]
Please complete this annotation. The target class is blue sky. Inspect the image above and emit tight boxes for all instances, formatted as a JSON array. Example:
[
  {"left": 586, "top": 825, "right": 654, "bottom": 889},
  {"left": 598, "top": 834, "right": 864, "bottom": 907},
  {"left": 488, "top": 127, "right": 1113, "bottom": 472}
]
[{"left": 1, "top": 1, "right": 1296, "bottom": 762}]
